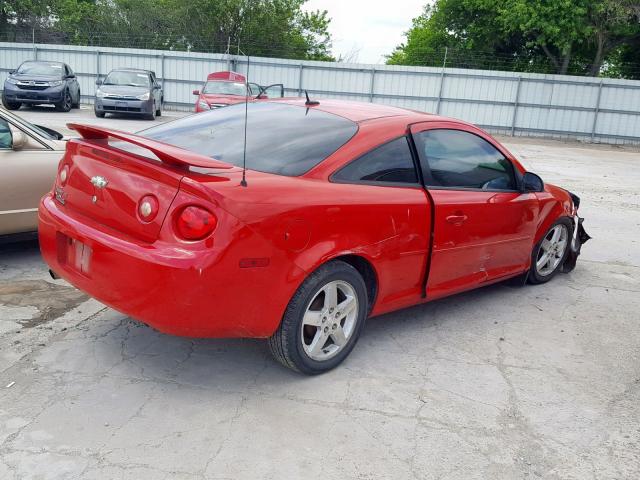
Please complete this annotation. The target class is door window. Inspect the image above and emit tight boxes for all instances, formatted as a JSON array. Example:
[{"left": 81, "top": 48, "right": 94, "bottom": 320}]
[
  {"left": 416, "top": 129, "right": 516, "bottom": 190},
  {"left": 332, "top": 137, "right": 418, "bottom": 185}
]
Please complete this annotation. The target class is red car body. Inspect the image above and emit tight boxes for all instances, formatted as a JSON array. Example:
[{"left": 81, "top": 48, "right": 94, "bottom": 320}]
[{"left": 39, "top": 99, "right": 582, "bottom": 340}]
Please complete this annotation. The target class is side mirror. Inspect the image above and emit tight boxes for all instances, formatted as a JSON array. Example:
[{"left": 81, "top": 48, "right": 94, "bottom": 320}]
[
  {"left": 153, "top": 83, "right": 161, "bottom": 90},
  {"left": 522, "top": 172, "right": 544, "bottom": 192},
  {"left": 192, "top": 89, "right": 200, "bottom": 95},
  {"left": 9, "top": 69, "right": 15, "bottom": 75},
  {"left": 10, "top": 127, "right": 27, "bottom": 151},
  {"left": 66, "top": 74, "right": 76, "bottom": 79},
  {"left": 95, "top": 79, "right": 102, "bottom": 86}
]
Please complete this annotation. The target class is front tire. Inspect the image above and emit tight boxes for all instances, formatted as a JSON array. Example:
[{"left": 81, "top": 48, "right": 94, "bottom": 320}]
[
  {"left": 72, "top": 89, "right": 80, "bottom": 108},
  {"left": 268, "top": 260, "right": 368, "bottom": 374},
  {"left": 528, "top": 218, "right": 572, "bottom": 284},
  {"left": 55, "top": 90, "right": 72, "bottom": 112},
  {"left": 94, "top": 109, "right": 105, "bottom": 118},
  {"left": 1, "top": 96, "right": 21, "bottom": 110}
]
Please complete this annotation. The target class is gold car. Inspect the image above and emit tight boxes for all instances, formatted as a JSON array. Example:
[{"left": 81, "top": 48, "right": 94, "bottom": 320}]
[{"left": 0, "top": 108, "right": 66, "bottom": 240}]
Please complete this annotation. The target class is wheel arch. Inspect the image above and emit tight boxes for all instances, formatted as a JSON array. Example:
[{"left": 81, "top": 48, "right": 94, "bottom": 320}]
[{"left": 331, "top": 254, "right": 378, "bottom": 314}]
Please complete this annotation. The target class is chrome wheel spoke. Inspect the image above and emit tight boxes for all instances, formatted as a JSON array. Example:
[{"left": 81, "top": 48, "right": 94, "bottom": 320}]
[
  {"left": 337, "top": 295, "right": 357, "bottom": 318},
  {"left": 323, "top": 283, "right": 338, "bottom": 309},
  {"left": 303, "top": 310, "right": 323, "bottom": 327},
  {"left": 309, "top": 330, "right": 329, "bottom": 356},
  {"left": 536, "top": 251, "right": 550, "bottom": 270},
  {"left": 331, "top": 325, "right": 347, "bottom": 347}
]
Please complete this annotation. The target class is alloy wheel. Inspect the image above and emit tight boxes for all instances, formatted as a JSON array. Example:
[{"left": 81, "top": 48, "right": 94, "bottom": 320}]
[
  {"left": 536, "top": 224, "right": 569, "bottom": 276},
  {"left": 301, "top": 280, "right": 359, "bottom": 361}
]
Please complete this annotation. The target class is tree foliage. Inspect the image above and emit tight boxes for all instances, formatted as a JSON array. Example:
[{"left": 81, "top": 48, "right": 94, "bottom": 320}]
[
  {"left": 0, "top": 0, "right": 334, "bottom": 60},
  {"left": 388, "top": 0, "right": 640, "bottom": 78}
]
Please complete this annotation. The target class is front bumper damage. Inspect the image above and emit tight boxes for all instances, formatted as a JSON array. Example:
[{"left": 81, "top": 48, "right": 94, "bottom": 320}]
[
  {"left": 562, "top": 216, "right": 590, "bottom": 273},
  {"left": 562, "top": 191, "right": 591, "bottom": 273}
]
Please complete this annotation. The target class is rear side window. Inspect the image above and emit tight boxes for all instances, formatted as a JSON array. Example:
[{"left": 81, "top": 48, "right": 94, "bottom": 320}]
[
  {"left": 141, "top": 103, "right": 358, "bottom": 176},
  {"left": 416, "top": 129, "right": 516, "bottom": 190},
  {"left": 332, "top": 137, "right": 418, "bottom": 185}
]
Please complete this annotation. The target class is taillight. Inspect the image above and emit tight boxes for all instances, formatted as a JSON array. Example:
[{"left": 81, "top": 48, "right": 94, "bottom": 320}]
[
  {"left": 59, "top": 165, "right": 69, "bottom": 185},
  {"left": 175, "top": 206, "right": 217, "bottom": 240}
]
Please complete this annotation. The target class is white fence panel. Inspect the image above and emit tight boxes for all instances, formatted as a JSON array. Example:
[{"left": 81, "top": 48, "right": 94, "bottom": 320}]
[{"left": 1, "top": 41, "right": 639, "bottom": 144}]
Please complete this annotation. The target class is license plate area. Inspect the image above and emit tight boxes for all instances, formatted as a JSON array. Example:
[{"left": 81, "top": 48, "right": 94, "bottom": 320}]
[
  {"left": 56, "top": 232, "right": 92, "bottom": 276},
  {"left": 115, "top": 101, "right": 127, "bottom": 107}
]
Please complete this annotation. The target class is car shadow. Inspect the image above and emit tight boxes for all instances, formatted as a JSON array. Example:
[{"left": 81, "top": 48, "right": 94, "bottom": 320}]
[{"left": 84, "top": 277, "right": 528, "bottom": 389}]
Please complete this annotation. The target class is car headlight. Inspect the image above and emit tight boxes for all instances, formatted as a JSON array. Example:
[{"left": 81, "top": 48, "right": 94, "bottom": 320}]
[
  {"left": 137, "top": 92, "right": 150, "bottom": 100},
  {"left": 48, "top": 80, "right": 63, "bottom": 87},
  {"left": 95, "top": 89, "right": 106, "bottom": 98},
  {"left": 6, "top": 77, "right": 18, "bottom": 85},
  {"left": 198, "top": 100, "right": 210, "bottom": 110}
]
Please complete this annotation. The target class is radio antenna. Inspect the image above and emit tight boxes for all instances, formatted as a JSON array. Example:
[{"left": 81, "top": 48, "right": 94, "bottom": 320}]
[{"left": 240, "top": 54, "right": 250, "bottom": 187}]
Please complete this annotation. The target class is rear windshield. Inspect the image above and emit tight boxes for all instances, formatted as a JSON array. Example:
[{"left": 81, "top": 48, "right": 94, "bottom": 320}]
[
  {"left": 17, "top": 62, "right": 64, "bottom": 77},
  {"left": 141, "top": 102, "right": 358, "bottom": 176}
]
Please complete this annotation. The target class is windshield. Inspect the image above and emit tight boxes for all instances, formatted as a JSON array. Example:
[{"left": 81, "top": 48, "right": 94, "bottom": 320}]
[
  {"left": 140, "top": 102, "right": 358, "bottom": 176},
  {"left": 16, "top": 62, "right": 64, "bottom": 77},
  {"left": 202, "top": 81, "right": 246, "bottom": 96},
  {"left": 103, "top": 71, "right": 150, "bottom": 87}
]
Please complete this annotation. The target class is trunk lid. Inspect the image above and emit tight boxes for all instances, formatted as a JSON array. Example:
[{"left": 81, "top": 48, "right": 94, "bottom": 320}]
[{"left": 56, "top": 124, "right": 232, "bottom": 242}]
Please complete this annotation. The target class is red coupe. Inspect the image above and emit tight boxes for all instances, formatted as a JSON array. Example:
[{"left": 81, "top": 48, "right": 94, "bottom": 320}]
[{"left": 39, "top": 99, "right": 588, "bottom": 374}]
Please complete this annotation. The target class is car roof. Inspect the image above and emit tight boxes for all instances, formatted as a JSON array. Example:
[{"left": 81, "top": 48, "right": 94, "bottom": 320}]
[
  {"left": 20, "top": 60, "right": 65, "bottom": 66},
  {"left": 108, "top": 68, "right": 154, "bottom": 74},
  {"left": 272, "top": 97, "right": 462, "bottom": 124}
]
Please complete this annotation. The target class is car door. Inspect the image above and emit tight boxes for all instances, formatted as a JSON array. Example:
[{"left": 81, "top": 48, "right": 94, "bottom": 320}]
[
  {"left": 331, "top": 135, "right": 431, "bottom": 311},
  {"left": 411, "top": 122, "right": 539, "bottom": 299},
  {"left": 0, "top": 116, "right": 61, "bottom": 235}
]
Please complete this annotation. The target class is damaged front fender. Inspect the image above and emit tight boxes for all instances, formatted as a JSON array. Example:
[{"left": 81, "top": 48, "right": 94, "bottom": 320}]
[{"left": 562, "top": 215, "right": 591, "bottom": 273}]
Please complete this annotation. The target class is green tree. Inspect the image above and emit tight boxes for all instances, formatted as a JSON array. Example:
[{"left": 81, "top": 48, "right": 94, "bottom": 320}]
[
  {"left": 388, "top": 0, "right": 640, "bottom": 78},
  {"left": 0, "top": 0, "right": 334, "bottom": 61}
]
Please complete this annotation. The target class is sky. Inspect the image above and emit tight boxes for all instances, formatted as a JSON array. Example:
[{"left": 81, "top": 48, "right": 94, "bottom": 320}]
[{"left": 302, "top": 0, "right": 427, "bottom": 64}]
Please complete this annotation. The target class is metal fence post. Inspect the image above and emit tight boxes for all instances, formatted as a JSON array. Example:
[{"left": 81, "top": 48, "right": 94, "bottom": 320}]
[
  {"left": 436, "top": 47, "right": 448, "bottom": 114},
  {"left": 591, "top": 80, "right": 604, "bottom": 141},
  {"left": 369, "top": 68, "right": 376, "bottom": 102},
  {"left": 95, "top": 50, "right": 100, "bottom": 82},
  {"left": 160, "top": 54, "right": 165, "bottom": 89},
  {"left": 511, "top": 76, "right": 522, "bottom": 136},
  {"left": 298, "top": 64, "right": 304, "bottom": 96}
]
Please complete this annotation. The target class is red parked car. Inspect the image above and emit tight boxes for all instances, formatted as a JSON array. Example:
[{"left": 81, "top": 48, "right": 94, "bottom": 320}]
[
  {"left": 192, "top": 71, "right": 283, "bottom": 112},
  {"left": 39, "top": 99, "right": 588, "bottom": 374}
]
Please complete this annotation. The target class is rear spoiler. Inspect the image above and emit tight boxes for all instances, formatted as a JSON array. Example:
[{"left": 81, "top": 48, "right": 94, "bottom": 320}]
[{"left": 67, "top": 123, "right": 233, "bottom": 170}]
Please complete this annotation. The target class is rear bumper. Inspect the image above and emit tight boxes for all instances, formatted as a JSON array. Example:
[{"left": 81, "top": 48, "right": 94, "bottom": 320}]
[{"left": 38, "top": 195, "right": 300, "bottom": 338}]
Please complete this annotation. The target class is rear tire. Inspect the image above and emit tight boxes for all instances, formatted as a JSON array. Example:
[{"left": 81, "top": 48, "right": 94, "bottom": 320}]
[
  {"left": 2, "top": 96, "right": 21, "bottom": 110},
  {"left": 528, "top": 218, "right": 572, "bottom": 284},
  {"left": 268, "top": 260, "right": 368, "bottom": 374}
]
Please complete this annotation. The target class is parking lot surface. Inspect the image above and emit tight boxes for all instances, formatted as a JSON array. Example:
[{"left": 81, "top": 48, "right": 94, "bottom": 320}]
[{"left": 1, "top": 108, "right": 639, "bottom": 479}]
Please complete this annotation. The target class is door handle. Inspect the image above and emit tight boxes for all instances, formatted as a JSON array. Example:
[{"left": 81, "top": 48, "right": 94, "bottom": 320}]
[{"left": 446, "top": 214, "right": 468, "bottom": 225}]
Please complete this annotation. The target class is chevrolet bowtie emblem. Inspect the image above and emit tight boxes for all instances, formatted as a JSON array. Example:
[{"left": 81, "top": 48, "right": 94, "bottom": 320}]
[{"left": 91, "top": 176, "right": 108, "bottom": 189}]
